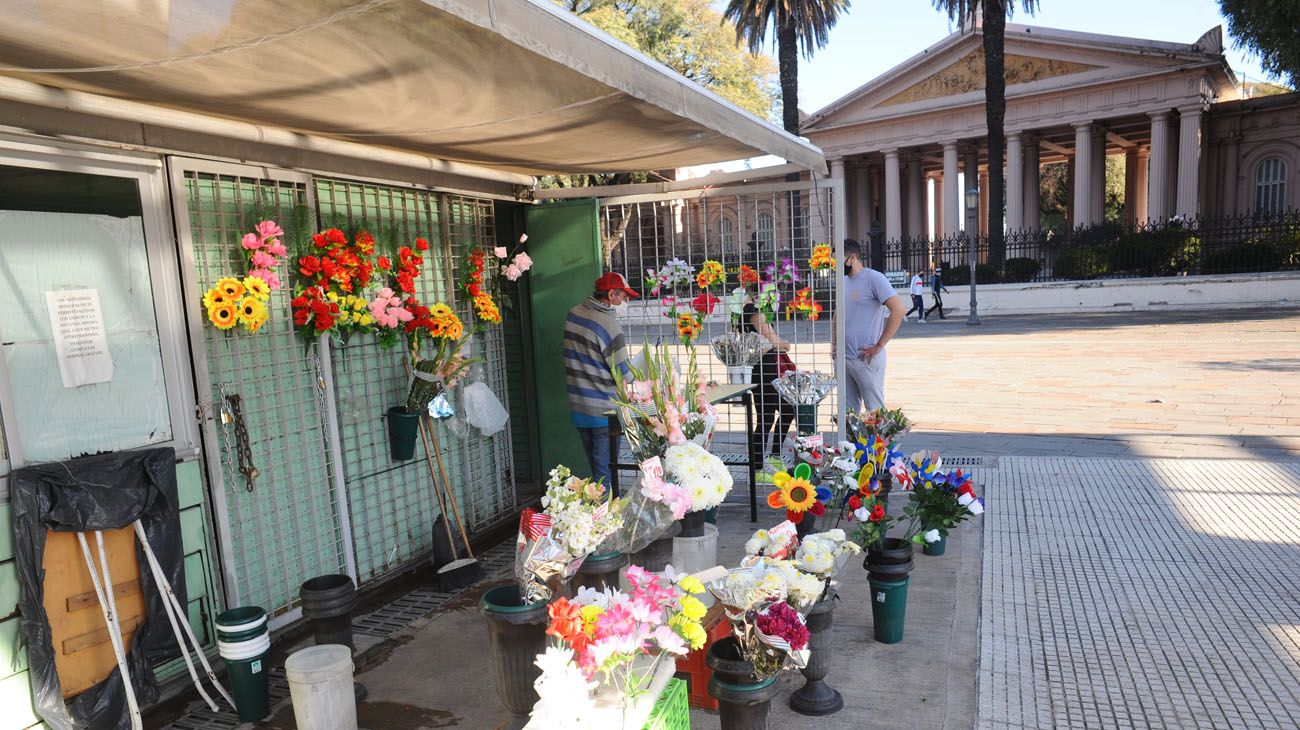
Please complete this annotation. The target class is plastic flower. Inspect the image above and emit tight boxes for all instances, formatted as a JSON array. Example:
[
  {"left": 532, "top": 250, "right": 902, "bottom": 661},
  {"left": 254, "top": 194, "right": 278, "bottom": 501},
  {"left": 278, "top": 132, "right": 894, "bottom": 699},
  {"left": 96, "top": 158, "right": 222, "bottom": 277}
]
[
  {"left": 809, "top": 244, "right": 835, "bottom": 271},
  {"left": 738, "top": 264, "right": 760, "bottom": 286},
  {"left": 201, "top": 287, "right": 226, "bottom": 310},
  {"left": 676, "top": 312, "right": 701, "bottom": 346},
  {"left": 207, "top": 301, "right": 238, "bottom": 330},
  {"left": 766, "top": 463, "right": 831, "bottom": 524},
  {"left": 691, "top": 291, "right": 719, "bottom": 315},
  {"left": 216, "top": 277, "right": 245, "bottom": 299},
  {"left": 236, "top": 296, "right": 269, "bottom": 334},
  {"left": 513, "top": 252, "right": 533, "bottom": 271},
  {"left": 696, "top": 260, "right": 725, "bottom": 289},
  {"left": 242, "top": 276, "right": 271, "bottom": 301},
  {"left": 503, "top": 263, "right": 523, "bottom": 281}
]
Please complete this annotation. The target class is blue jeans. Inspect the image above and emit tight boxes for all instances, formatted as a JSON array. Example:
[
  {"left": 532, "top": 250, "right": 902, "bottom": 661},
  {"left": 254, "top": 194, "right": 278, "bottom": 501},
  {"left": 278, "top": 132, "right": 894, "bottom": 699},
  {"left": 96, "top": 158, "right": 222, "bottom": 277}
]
[{"left": 578, "top": 427, "right": 617, "bottom": 490}]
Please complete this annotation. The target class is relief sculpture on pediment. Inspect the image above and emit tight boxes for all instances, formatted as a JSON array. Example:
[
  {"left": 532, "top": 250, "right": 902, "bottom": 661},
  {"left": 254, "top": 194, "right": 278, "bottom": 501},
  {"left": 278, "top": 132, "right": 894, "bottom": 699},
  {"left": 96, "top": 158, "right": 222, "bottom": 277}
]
[{"left": 881, "top": 50, "right": 1100, "bottom": 107}]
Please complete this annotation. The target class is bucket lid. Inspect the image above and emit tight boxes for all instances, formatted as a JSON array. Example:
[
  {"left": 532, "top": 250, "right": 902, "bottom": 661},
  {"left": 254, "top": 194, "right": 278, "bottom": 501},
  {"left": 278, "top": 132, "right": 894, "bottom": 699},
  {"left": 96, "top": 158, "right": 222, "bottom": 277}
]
[
  {"left": 285, "top": 644, "right": 353, "bottom": 682},
  {"left": 215, "top": 606, "right": 267, "bottom": 631}
]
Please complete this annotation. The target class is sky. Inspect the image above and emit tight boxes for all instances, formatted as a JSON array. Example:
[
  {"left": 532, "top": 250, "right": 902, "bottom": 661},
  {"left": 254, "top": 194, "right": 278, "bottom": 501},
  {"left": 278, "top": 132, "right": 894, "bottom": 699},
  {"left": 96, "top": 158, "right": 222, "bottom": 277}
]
[{"left": 795, "top": 0, "right": 1278, "bottom": 114}]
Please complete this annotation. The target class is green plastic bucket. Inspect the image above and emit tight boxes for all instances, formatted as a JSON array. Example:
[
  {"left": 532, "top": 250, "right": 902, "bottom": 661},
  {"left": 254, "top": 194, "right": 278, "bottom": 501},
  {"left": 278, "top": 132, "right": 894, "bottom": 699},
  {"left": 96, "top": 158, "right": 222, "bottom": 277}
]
[
  {"left": 923, "top": 534, "right": 947, "bottom": 556},
  {"left": 227, "top": 650, "right": 271, "bottom": 722},
  {"left": 215, "top": 606, "right": 267, "bottom": 643},
  {"left": 868, "top": 576, "right": 910, "bottom": 644},
  {"left": 387, "top": 407, "right": 420, "bottom": 461}
]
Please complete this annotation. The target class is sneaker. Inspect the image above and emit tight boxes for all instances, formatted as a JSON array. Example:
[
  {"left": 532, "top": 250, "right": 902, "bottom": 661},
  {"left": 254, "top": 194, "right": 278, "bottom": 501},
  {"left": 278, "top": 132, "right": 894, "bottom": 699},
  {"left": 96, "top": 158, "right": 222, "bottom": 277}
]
[{"left": 918, "top": 318, "right": 926, "bottom": 324}]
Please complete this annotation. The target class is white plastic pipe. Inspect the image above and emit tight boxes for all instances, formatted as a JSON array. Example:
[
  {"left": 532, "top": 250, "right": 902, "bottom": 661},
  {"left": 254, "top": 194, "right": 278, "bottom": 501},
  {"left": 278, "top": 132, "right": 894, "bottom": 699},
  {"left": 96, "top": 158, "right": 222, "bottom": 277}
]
[
  {"left": 77, "top": 532, "right": 143, "bottom": 730},
  {"left": 132, "top": 520, "right": 234, "bottom": 711}
]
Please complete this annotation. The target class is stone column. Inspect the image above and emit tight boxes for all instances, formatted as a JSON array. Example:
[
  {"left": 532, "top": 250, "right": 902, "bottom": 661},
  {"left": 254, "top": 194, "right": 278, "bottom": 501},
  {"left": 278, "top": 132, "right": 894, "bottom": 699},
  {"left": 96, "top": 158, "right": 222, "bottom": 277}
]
[
  {"left": 854, "top": 166, "right": 871, "bottom": 239},
  {"left": 884, "top": 149, "right": 902, "bottom": 242},
  {"left": 1006, "top": 132, "right": 1024, "bottom": 233},
  {"left": 1073, "top": 122, "right": 1095, "bottom": 227},
  {"left": 1092, "top": 126, "right": 1107, "bottom": 225},
  {"left": 1066, "top": 157, "right": 1076, "bottom": 229},
  {"left": 1124, "top": 149, "right": 1139, "bottom": 226},
  {"left": 1147, "top": 111, "right": 1172, "bottom": 222},
  {"left": 1134, "top": 149, "right": 1149, "bottom": 224},
  {"left": 978, "top": 168, "right": 990, "bottom": 236},
  {"left": 1176, "top": 105, "right": 1204, "bottom": 219},
  {"left": 1023, "top": 134, "right": 1040, "bottom": 231},
  {"left": 943, "top": 141, "right": 961, "bottom": 237},
  {"left": 932, "top": 176, "right": 944, "bottom": 238},
  {"left": 907, "top": 156, "right": 924, "bottom": 239}
]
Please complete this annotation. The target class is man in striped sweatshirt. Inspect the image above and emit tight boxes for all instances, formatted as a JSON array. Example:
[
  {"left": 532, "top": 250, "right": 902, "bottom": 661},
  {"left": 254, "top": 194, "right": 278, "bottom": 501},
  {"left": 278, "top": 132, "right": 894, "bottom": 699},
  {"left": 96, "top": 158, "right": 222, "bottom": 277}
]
[{"left": 563, "top": 272, "right": 638, "bottom": 489}]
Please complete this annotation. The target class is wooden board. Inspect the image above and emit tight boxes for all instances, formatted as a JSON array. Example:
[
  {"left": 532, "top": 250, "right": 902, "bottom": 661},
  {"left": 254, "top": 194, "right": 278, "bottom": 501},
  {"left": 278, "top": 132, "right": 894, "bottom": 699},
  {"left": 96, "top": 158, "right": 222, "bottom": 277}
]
[{"left": 41, "top": 527, "right": 146, "bottom": 698}]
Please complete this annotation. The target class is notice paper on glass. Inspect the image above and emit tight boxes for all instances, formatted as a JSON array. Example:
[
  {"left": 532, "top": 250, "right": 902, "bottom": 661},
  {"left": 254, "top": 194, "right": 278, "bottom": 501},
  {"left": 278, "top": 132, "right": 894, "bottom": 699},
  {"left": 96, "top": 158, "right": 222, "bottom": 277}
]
[{"left": 45, "top": 288, "right": 115, "bottom": 388}]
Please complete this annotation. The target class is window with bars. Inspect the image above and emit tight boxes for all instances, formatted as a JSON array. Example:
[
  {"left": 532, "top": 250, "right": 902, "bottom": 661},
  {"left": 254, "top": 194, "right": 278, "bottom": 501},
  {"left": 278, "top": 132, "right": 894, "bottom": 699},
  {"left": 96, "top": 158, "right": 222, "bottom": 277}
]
[
  {"left": 719, "top": 216, "right": 735, "bottom": 250},
  {"left": 1255, "top": 157, "right": 1289, "bottom": 216}
]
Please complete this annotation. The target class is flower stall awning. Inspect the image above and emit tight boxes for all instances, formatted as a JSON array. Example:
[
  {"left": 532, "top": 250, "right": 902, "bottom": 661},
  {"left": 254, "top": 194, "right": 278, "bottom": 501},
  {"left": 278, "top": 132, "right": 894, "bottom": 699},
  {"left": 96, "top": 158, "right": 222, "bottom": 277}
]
[{"left": 0, "top": 0, "right": 827, "bottom": 176}]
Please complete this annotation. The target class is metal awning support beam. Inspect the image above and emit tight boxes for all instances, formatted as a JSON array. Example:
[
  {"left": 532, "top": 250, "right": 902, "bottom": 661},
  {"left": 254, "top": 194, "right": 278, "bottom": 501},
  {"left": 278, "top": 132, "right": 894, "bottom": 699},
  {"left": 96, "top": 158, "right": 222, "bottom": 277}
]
[{"left": 535, "top": 163, "right": 810, "bottom": 200}]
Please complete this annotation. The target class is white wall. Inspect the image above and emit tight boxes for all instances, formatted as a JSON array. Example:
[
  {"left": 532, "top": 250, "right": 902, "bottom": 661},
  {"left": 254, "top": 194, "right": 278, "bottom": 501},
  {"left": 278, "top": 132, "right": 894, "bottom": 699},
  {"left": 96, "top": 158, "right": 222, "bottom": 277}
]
[{"left": 948, "top": 272, "right": 1300, "bottom": 315}]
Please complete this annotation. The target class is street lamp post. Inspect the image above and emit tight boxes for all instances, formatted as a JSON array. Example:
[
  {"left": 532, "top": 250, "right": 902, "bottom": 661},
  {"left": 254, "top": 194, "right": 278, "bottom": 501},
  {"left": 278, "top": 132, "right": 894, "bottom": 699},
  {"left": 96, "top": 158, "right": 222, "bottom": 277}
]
[{"left": 964, "top": 185, "right": 981, "bottom": 326}]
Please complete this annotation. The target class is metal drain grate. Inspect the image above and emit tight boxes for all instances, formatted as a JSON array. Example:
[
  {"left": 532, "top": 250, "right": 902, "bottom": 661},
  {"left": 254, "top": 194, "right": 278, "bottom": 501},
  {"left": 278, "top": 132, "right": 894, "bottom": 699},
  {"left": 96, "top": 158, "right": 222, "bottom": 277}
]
[
  {"left": 943, "top": 455, "right": 995, "bottom": 468},
  {"left": 352, "top": 588, "right": 459, "bottom": 638}
]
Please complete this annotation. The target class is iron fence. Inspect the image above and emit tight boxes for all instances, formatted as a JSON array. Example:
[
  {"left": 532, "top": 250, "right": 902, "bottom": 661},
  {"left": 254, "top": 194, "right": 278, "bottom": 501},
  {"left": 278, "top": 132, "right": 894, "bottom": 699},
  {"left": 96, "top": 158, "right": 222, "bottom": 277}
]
[{"left": 876, "top": 211, "right": 1300, "bottom": 284}]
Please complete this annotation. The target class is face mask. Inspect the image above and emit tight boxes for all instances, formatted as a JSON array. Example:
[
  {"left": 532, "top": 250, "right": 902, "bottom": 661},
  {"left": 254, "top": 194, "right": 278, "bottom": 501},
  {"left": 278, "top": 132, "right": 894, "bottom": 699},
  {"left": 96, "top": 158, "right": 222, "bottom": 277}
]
[
  {"left": 614, "top": 301, "right": 630, "bottom": 316},
  {"left": 844, "top": 260, "right": 854, "bottom": 274}
]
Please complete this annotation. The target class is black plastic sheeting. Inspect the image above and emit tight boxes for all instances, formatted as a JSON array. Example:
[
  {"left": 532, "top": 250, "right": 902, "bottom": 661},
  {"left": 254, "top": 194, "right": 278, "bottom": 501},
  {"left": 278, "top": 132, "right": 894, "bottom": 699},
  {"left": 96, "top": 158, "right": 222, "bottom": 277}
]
[{"left": 12, "top": 447, "right": 187, "bottom": 730}]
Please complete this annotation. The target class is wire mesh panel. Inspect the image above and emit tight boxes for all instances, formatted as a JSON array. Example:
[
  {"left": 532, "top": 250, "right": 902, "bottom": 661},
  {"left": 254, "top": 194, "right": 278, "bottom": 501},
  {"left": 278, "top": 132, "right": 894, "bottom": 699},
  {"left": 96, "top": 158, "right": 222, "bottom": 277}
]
[
  {"left": 601, "top": 181, "right": 839, "bottom": 476},
  {"left": 442, "top": 195, "right": 517, "bottom": 532},
  {"left": 313, "top": 179, "right": 450, "bottom": 581},
  {"left": 179, "top": 168, "right": 348, "bottom": 619}
]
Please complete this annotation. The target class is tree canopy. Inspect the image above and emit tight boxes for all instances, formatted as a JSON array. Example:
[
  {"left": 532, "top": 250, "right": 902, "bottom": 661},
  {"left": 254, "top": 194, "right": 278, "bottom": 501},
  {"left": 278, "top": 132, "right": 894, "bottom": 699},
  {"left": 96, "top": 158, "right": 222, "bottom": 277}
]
[
  {"left": 558, "top": 0, "right": 777, "bottom": 118},
  {"left": 1219, "top": 0, "right": 1300, "bottom": 89}
]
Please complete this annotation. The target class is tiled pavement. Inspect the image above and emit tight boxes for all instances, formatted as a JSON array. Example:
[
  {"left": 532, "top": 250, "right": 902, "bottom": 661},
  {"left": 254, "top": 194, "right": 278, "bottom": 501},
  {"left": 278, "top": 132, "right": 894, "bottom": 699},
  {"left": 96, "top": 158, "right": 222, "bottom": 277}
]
[{"left": 978, "top": 457, "right": 1300, "bottom": 730}]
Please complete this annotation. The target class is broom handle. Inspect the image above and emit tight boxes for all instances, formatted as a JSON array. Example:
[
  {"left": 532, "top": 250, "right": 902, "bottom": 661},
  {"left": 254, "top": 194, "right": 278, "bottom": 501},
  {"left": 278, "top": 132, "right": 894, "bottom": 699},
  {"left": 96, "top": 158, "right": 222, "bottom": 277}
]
[
  {"left": 429, "top": 425, "right": 475, "bottom": 559},
  {"left": 407, "top": 355, "right": 459, "bottom": 557}
]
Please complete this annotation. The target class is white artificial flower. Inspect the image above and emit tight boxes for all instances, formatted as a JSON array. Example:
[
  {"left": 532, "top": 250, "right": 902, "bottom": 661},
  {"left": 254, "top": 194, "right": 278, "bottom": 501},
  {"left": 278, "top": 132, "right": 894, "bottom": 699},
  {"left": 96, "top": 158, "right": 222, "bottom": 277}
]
[
  {"left": 923, "top": 529, "right": 941, "bottom": 543},
  {"left": 526, "top": 647, "right": 598, "bottom": 730},
  {"left": 745, "top": 529, "right": 770, "bottom": 556},
  {"left": 853, "top": 507, "right": 870, "bottom": 522},
  {"left": 957, "top": 493, "right": 974, "bottom": 507},
  {"left": 968, "top": 500, "right": 985, "bottom": 515}
]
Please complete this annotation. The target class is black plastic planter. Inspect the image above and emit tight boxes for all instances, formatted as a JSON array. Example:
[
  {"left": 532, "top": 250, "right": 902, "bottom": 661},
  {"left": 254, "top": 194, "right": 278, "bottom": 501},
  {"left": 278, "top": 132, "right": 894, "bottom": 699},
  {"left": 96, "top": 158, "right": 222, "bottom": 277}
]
[
  {"left": 300, "top": 574, "right": 358, "bottom": 651},
  {"left": 572, "top": 551, "right": 628, "bottom": 592},
  {"left": 386, "top": 407, "right": 420, "bottom": 461},
  {"left": 864, "top": 537, "right": 914, "bottom": 583},
  {"left": 789, "top": 594, "right": 842, "bottom": 716},
  {"left": 679, "top": 510, "right": 707, "bottom": 538},
  {"left": 480, "top": 585, "right": 550, "bottom": 730},
  {"left": 707, "top": 637, "right": 779, "bottom": 729},
  {"left": 795, "top": 512, "right": 818, "bottom": 539}
]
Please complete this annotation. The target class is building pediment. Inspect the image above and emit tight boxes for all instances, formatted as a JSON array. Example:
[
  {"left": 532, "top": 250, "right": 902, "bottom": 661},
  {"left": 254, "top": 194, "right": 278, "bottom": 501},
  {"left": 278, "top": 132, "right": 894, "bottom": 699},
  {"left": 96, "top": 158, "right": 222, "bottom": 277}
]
[{"left": 804, "top": 24, "right": 1234, "bottom": 132}]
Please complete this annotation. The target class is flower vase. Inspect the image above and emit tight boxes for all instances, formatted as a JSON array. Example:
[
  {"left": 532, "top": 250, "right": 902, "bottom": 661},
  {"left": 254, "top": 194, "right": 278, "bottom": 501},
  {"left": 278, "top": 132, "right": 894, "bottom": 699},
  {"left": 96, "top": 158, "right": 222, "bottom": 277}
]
[
  {"left": 877, "top": 472, "right": 893, "bottom": 515},
  {"left": 864, "top": 538, "right": 913, "bottom": 583},
  {"left": 678, "top": 510, "right": 707, "bottom": 538},
  {"left": 789, "top": 594, "right": 843, "bottom": 716},
  {"left": 923, "top": 532, "right": 947, "bottom": 556},
  {"left": 572, "top": 551, "right": 628, "bottom": 592},
  {"left": 707, "top": 637, "right": 780, "bottom": 730},
  {"left": 865, "top": 539, "right": 914, "bottom": 644},
  {"left": 386, "top": 407, "right": 420, "bottom": 461},
  {"left": 480, "top": 585, "right": 551, "bottom": 730},
  {"left": 727, "top": 366, "right": 753, "bottom": 384}
]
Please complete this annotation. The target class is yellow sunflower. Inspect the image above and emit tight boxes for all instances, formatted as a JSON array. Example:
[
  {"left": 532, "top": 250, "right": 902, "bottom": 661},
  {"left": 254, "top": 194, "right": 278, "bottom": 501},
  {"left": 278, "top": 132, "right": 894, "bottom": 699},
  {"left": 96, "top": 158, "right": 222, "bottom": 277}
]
[
  {"left": 207, "top": 301, "right": 238, "bottom": 330},
  {"left": 236, "top": 296, "right": 268, "bottom": 334},
  {"left": 216, "top": 277, "right": 245, "bottom": 299},
  {"left": 776, "top": 475, "right": 818, "bottom": 513},
  {"left": 202, "top": 287, "right": 227, "bottom": 310},
  {"left": 242, "top": 276, "right": 271, "bottom": 301},
  {"left": 443, "top": 316, "right": 464, "bottom": 341},
  {"left": 429, "top": 303, "right": 454, "bottom": 320}
]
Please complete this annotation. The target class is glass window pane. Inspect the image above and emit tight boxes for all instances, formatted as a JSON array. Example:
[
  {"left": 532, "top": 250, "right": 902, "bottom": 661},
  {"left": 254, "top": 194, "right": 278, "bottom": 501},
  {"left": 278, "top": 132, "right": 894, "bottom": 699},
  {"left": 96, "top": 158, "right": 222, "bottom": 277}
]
[{"left": 0, "top": 164, "right": 171, "bottom": 462}]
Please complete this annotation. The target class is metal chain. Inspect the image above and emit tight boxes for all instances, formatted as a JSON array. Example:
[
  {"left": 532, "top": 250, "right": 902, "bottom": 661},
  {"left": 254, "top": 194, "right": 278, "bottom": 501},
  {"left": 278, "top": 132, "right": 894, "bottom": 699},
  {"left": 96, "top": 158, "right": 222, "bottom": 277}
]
[{"left": 225, "top": 393, "right": 259, "bottom": 492}]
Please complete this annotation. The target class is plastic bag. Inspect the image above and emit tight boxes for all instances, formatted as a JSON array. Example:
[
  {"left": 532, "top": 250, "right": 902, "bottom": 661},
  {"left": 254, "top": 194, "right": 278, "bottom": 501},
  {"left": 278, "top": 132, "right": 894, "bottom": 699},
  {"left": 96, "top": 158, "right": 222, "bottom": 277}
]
[{"left": 463, "top": 382, "right": 509, "bottom": 436}]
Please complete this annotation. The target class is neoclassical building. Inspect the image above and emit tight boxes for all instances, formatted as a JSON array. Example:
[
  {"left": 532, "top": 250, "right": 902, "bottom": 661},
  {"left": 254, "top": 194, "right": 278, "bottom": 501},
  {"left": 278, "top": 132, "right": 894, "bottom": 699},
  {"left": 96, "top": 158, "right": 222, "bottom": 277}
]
[{"left": 803, "top": 23, "right": 1300, "bottom": 242}]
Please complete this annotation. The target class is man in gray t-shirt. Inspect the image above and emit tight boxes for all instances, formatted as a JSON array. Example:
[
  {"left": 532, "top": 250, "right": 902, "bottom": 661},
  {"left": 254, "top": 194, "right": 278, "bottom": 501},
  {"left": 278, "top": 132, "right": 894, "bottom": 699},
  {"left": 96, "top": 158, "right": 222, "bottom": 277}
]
[{"left": 834, "top": 240, "right": 906, "bottom": 413}]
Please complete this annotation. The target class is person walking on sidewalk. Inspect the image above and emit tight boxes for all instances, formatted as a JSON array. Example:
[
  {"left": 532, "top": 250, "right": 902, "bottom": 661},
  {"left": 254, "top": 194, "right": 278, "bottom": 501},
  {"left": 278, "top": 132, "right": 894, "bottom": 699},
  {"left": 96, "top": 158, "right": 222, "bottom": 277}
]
[
  {"left": 563, "top": 272, "right": 637, "bottom": 490},
  {"left": 926, "top": 263, "right": 950, "bottom": 320},
  {"left": 904, "top": 270, "right": 926, "bottom": 322},
  {"left": 835, "top": 240, "right": 906, "bottom": 414}
]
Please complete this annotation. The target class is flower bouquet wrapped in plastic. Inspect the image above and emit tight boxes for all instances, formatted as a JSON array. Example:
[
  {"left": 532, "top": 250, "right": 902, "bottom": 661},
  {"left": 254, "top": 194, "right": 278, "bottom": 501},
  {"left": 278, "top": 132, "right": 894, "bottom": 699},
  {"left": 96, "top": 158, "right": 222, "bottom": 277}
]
[
  {"left": 706, "top": 563, "right": 812, "bottom": 677},
  {"left": 614, "top": 346, "right": 717, "bottom": 461},
  {"left": 515, "top": 466, "right": 625, "bottom": 603},
  {"left": 773, "top": 369, "right": 837, "bottom": 408},
  {"left": 595, "top": 456, "right": 690, "bottom": 555},
  {"left": 709, "top": 331, "right": 771, "bottom": 367}
]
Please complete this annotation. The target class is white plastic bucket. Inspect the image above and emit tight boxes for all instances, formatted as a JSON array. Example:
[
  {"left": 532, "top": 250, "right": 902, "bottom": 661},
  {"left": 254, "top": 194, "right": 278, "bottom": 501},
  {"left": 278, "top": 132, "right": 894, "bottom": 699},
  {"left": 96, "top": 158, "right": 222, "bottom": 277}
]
[
  {"left": 218, "top": 634, "right": 271, "bottom": 661},
  {"left": 673, "top": 524, "right": 719, "bottom": 580},
  {"left": 727, "top": 366, "right": 752, "bottom": 384},
  {"left": 285, "top": 644, "right": 357, "bottom": 730}
]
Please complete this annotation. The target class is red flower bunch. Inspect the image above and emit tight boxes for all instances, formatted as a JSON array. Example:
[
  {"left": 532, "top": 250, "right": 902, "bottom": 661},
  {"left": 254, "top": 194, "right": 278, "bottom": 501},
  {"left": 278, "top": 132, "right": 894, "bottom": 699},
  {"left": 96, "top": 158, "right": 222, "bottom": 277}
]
[
  {"left": 787, "top": 288, "right": 822, "bottom": 321},
  {"left": 755, "top": 601, "right": 809, "bottom": 651},
  {"left": 466, "top": 250, "right": 485, "bottom": 297},
  {"left": 290, "top": 287, "right": 340, "bottom": 334},
  {"left": 738, "top": 264, "right": 760, "bottom": 286},
  {"left": 392, "top": 238, "right": 429, "bottom": 295},
  {"left": 299, "top": 228, "right": 376, "bottom": 294},
  {"left": 463, "top": 249, "right": 502, "bottom": 326}
]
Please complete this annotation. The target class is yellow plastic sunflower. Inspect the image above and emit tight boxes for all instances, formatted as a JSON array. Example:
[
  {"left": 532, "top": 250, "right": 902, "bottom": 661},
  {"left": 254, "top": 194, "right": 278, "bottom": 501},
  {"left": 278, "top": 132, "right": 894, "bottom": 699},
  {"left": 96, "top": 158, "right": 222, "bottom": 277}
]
[
  {"left": 207, "top": 301, "right": 238, "bottom": 330},
  {"left": 201, "top": 287, "right": 227, "bottom": 310},
  {"left": 766, "top": 465, "right": 817, "bottom": 513},
  {"left": 237, "top": 296, "right": 268, "bottom": 334},
  {"left": 216, "top": 277, "right": 245, "bottom": 299},
  {"left": 242, "top": 276, "right": 271, "bottom": 301}
]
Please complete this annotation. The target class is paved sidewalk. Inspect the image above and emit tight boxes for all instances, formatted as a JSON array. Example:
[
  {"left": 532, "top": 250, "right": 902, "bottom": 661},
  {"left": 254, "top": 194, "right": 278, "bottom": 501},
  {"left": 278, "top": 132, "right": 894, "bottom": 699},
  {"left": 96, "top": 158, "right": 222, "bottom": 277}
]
[{"left": 978, "top": 456, "right": 1300, "bottom": 730}]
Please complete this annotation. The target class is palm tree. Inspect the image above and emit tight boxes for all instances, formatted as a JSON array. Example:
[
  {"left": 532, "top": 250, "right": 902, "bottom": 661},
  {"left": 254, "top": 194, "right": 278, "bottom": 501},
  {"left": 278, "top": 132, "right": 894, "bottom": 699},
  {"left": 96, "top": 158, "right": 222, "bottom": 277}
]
[
  {"left": 933, "top": 0, "right": 1038, "bottom": 267},
  {"left": 724, "top": 0, "right": 850, "bottom": 135}
]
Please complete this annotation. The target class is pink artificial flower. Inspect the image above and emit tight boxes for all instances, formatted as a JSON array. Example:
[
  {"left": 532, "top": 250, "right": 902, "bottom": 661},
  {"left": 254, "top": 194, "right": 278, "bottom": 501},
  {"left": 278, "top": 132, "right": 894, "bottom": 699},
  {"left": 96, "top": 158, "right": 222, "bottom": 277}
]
[
  {"left": 624, "top": 564, "right": 653, "bottom": 589},
  {"left": 493, "top": 246, "right": 509, "bottom": 259},
  {"left": 652, "top": 625, "right": 688, "bottom": 656},
  {"left": 596, "top": 603, "right": 637, "bottom": 638},
  {"left": 241, "top": 233, "right": 262, "bottom": 250},
  {"left": 513, "top": 252, "right": 533, "bottom": 271},
  {"left": 251, "top": 250, "right": 276, "bottom": 268},
  {"left": 629, "top": 380, "right": 654, "bottom": 404},
  {"left": 503, "top": 263, "right": 523, "bottom": 281},
  {"left": 265, "top": 242, "right": 288, "bottom": 257},
  {"left": 249, "top": 269, "right": 281, "bottom": 290},
  {"left": 393, "top": 306, "right": 413, "bottom": 323},
  {"left": 255, "top": 220, "right": 284, "bottom": 242}
]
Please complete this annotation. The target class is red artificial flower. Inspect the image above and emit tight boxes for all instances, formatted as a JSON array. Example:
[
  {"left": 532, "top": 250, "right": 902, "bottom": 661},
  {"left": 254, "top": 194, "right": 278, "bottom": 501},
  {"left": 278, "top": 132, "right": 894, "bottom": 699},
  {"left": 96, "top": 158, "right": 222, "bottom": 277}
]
[
  {"left": 355, "top": 231, "right": 375, "bottom": 254},
  {"left": 809, "top": 501, "right": 826, "bottom": 517},
  {"left": 378, "top": 256, "right": 391, "bottom": 270},
  {"left": 298, "top": 256, "right": 321, "bottom": 277},
  {"left": 691, "top": 292, "right": 719, "bottom": 315},
  {"left": 869, "top": 504, "right": 886, "bottom": 522},
  {"left": 848, "top": 495, "right": 862, "bottom": 511},
  {"left": 415, "top": 237, "right": 430, "bottom": 252},
  {"left": 786, "top": 509, "right": 804, "bottom": 524}
]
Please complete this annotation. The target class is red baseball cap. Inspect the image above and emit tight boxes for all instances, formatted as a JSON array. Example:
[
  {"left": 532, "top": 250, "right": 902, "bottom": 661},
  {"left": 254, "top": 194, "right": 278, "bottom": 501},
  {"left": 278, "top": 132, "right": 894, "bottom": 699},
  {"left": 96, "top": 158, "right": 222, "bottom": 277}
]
[{"left": 595, "top": 272, "right": 639, "bottom": 298}]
